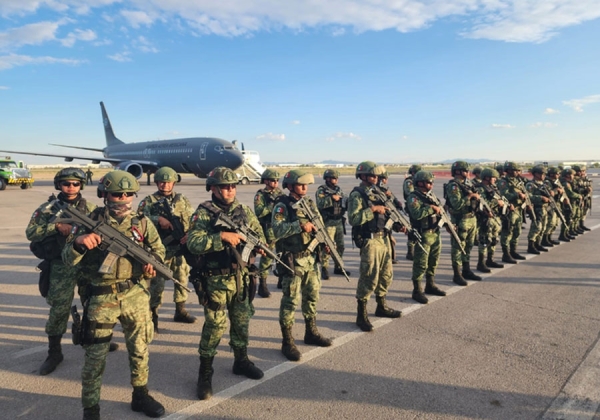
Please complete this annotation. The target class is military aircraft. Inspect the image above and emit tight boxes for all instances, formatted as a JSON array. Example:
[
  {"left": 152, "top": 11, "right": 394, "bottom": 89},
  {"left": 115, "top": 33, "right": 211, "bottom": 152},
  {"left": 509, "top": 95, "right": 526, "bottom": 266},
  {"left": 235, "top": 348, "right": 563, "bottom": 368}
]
[{"left": 0, "top": 102, "right": 245, "bottom": 178}]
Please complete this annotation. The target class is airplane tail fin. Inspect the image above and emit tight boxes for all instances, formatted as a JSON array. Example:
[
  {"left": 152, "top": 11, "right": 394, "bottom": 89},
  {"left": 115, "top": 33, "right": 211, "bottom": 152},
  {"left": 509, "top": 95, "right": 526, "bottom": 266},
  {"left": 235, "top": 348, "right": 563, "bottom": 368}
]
[{"left": 100, "top": 101, "right": 124, "bottom": 147}]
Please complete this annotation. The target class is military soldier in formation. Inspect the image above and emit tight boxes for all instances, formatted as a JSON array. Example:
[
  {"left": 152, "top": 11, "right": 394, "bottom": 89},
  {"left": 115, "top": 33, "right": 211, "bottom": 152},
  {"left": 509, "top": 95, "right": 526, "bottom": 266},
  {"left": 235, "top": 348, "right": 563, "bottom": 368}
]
[
  {"left": 26, "top": 168, "right": 100, "bottom": 376},
  {"left": 406, "top": 170, "right": 447, "bottom": 304},
  {"left": 497, "top": 162, "right": 528, "bottom": 263},
  {"left": 85, "top": 168, "right": 94, "bottom": 185},
  {"left": 471, "top": 166, "right": 483, "bottom": 188},
  {"left": 272, "top": 169, "right": 333, "bottom": 361},
  {"left": 403, "top": 164, "right": 421, "bottom": 260},
  {"left": 253, "top": 168, "right": 285, "bottom": 296},
  {"left": 138, "top": 167, "right": 196, "bottom": 332},
  {"left": 444, "top": 161, "right": 482, "bottom": 285},
  {"left": 348, "top": 161, "right": 402, "bottom": 332},
  {"left": 187, "top": 167, "right": 265, "bottom": 400},
  {"left": 543, "top": 166, "right": 566, "bottom": 245},
  {"left": 559, "top": 168, "right": 583, "bottom": 240},
  {"left": 525, "top": 165, "right": 552, "bottom": 254},
  {"left": 573, "top": 165, "right": 592, "bottom": 232},
  {"left": 62, "top": 171, "right": 166, "bottom": 420},
  {"left": 376, "top": 167, "right": 402, "bottom": 264}
]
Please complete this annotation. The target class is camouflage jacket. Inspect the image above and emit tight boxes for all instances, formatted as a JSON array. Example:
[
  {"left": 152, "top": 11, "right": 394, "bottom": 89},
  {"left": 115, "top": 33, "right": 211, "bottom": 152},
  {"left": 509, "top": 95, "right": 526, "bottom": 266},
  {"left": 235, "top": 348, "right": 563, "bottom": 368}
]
[
  {"left": 272, "top": 194, "right": 324, "bottom": 256},
  {"left": 497, "top": 176, "right": 526, "bottom": 207},
  {"left": 254, "top": 187, "right": 284, "bottom": 242},
  {"left": 347, "top": 183, "right": 387, "bottom": 233},
  {"left": 402, "top": 176, "right": 414, "bottom": 200},
  {"left": 560, "top": 177, "right": 581, "bottom": 204},
  {"left": 444, "top": 178, "right": 475, "bottom": 216},
  {"left": 525, "top": 179, "right": 548, "bottom": 207},
  {"left": 406, "top": 190, "right": 439, "bottom": 230},
  {"left": 315, "top": 183, "right": 347, "bottom": 224}
]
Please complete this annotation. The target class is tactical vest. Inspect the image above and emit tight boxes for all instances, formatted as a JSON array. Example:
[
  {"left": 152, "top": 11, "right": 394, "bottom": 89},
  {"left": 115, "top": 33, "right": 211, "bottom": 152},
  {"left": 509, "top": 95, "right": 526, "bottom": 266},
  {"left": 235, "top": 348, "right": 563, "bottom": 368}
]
[
  {"left": 403, "top": 176, "right": 414, "bottom": 200},
  {"left": 274, "top": 195, "right": 314, "bottom": 254},
  {"left": 256, "top": 189, "right": 279, "bottom": 231},
  {"left": 444, "top": 179, "right": 476, "bottom": 216},
  {"left": 152, "top": 192, "right": 185, "bottom": 241},
  {"left": 351, "top": 186, "right": 387, "bottom": 236},
  {"left": 408, "top": 190, "right": 440, "bottom": 231},
  {"left": 319, "top": 185, "right": 344, "bottom": 221}
]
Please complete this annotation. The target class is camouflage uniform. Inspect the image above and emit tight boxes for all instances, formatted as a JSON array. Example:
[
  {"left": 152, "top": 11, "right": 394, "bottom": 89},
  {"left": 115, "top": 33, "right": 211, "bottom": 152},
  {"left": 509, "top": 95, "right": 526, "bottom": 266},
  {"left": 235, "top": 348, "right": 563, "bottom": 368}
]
[
  {"left": 403, "top": 167, "right": 419, "bottom": 260},
  {"left": 444, "top": 179, "right": 478, "bottom": 270},
  {"left": 476, "top": 182, "right": 504, "bottom": 265},
  {"left": 315, "top": 182, "right": 347, "bottom": 275},
  {"left": 497, "top": 172, "right": 526, "bottom": 260},
  {"left": 254, "top": 186, "right": 284, "bottom": 283},
  {"left": 560, "top": 170, "right": 582, "bottom": 238},
  {"left": 138, "top": 190, "right": 195, "bottom": 325},
  {"left": 525, "top": 174, "right": 549, "bottom": 252},
  {"left": 543, "top": 168, "right": 563, "bottom": 244}
]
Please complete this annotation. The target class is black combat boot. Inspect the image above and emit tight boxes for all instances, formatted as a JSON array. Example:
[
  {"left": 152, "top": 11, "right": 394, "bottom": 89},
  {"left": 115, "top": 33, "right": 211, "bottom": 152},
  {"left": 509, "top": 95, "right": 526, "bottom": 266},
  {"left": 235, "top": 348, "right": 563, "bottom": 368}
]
[
  {"left": 486, "top": 251, "right": 504, "bottom": 269},
  {"left": 151, "top": 307, "right": 159, "bottom": 333},
  {"left": 406, "top": 245, "right": 414, "bottom": 261},
  {"left": 452, "top": 264, "right": 468, "bottom": 286},
  {"left": 281, "top": 325, "right": 301, "bottom": 361},
  {"left": 576, "top": 226, "right": 585, "bottom": 234},
  {"left": 541, "top": 235, "right": 554, "bottom": 247},
  {"left": 535, "top": 239, "right": 548, "bottom": 252},
  {"left": 277, "top": 276, "right": 283, "bottom": 289},
  {"left": 510, "top": 245, "right": 526, "bottom": 260},
  {"left": 548, "top": 234, "right": 560, "bottom": 245},
  {"left": 412, "top": 280, "right": 428, "bottom": 304},
  {"left": 174, "top": 302, "right": 197, "bottom": 323},
  {"left": 321, "top": 266, "right": 330, "bottom": 280},
  {"left": 356, "top": 299, "right": 373, "bottom": 332},
  {"left": 197, "top": 356, "right": 214, "bottom": 400},
  {"left": 109, "top": 341, "right": 119, "bottom": 352},
  {"left": 476, "top": 254, "right": 491, "bottom": 273},
  {"left": 40, "top": 335, "right": 64, "bottom": 375},
  {"left": 232, "top": 347, "right": 264, "bottom": 379},
  {"left": 375, "top": 295, "right": 402, "bottom": 318},
  {"left": 333, "top": 266, "right": 351, "bottom": 276},
  {"left": 257, "top": 276, "right": 271, "bottom": 298},
  {"left": 558, "top": 228, "right": 571, "bottom": 242},
  {"left": 304, "top": 317, "right": 332, "bottom": 347},
  {"left": 568, "top": 228, "right": 578, "bottom": 239},
  {"left": 425, "top": 275, "right": 446, "bottom": 296},
  {"left": 462, "top": 262, "right": 482, "bottom": 281},
  {"left": 527, "top": 240, "right": 540, "bottom": 254},
  {"left": 83, "top": 404, "right": 100, "bottom": 420},
  {"left": 131, "top": 386, "right": 165, "bottom": 418},
  {"left": 581, "top": 221, "right": 591, "bottom": 231},
  {"left": 501, "top": 246, "right": 517, "bottom": 264}
]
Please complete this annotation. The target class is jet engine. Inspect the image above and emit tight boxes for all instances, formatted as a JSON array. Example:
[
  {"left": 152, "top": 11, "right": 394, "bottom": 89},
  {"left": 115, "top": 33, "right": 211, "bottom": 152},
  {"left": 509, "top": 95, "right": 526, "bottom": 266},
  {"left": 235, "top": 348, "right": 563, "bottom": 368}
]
[{"left": 115, "top": 161, "right": 144, "bottom": 179}]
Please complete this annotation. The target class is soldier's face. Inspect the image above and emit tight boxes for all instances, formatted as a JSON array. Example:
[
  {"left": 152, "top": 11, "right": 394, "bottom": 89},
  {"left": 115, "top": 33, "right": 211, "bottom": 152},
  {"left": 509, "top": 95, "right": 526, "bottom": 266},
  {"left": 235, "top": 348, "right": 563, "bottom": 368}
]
[
  {"left": 212, "top": 184, "right": 236, "bottom": 204},
  {"left": 534, "top": 172, "right": 545, "bottom": 181},
  {"left": 362, "top": 174, "right": 377, "bottom": 186},
  {"left": 264, "top": 179, "right": 278, "bottom": 191},
  {"left": 326, "top": 177, "right": 338, "bottom": 187},
  {"left": 60, "top": 180, "right": 81, "bottom": 199},
  {"left": 292, "top": 184, "right": 308, "bottom": 197},
  {"left": 419, "top": 181, "right": 433, "bottom": 192},
  {"left": 156, "top": 181, "right": 175, "bottom": 195}
]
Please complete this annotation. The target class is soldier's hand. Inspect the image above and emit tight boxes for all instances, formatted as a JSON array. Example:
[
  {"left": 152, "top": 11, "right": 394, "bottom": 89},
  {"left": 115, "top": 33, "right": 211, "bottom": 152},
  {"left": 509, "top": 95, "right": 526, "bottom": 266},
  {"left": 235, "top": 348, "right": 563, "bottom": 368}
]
[
  {"left": 332, "top": 194, "right": 341, "bottom": 202},
  {"left": 301, "top": 221, "right": 316, "bottom": 233},
  {"left": 431, "top": 205, "right": 442, "bottom": 214},
  {"left": 255, "top": 248, "right": 266, "bottom": 257},
  {"left": 180, "top": 234, "right": 188, "bottom": 245},
  {"left": 56, "top": 222, "right": 73, "bottom": 237},
  {"left": 143, "top": 263, "right": 156, "bottom": 277},
  {"left": 469, "top": 192, "right": 480, "bottom": 201},
  {"left": 158, "top": 216, "right": 173, "bottom": 230},
  {"left": 497, "top": 200, "right": 505, "bottom": 208},
  {"left": 75, "top": 233, "right": 102, "bottom": 250},
  {"left": 518, "top": 192, "right": 526, "bottom": 200},
  {"left": 541, "top": 196, "right": 550, "bottom": 203},
  {"left": 221, "top": 232, "right": 242, "bottom": 246},
  {"left": 371, "top": 205, "right": 387, "bottom": 215}
]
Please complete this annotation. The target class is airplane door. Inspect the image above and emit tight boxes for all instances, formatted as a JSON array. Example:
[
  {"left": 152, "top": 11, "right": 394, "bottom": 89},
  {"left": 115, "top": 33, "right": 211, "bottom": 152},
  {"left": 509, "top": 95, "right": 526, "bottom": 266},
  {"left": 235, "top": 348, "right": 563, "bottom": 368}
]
[{"left": 199, "top": 142, "right": 208, "bottom": 160}]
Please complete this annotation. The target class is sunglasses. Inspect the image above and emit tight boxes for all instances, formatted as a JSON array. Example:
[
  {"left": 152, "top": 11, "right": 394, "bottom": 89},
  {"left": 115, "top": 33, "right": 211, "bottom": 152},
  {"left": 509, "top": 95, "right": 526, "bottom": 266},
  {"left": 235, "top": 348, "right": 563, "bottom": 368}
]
[
  {"left": 109, "top": 192, "right": 136, "bottom": 197},
  {"left": 219, "top": 185, "right": 236, "bottom": 190},
  {"left": 61, "top": 181, "right": 81, "bottom": 187}
]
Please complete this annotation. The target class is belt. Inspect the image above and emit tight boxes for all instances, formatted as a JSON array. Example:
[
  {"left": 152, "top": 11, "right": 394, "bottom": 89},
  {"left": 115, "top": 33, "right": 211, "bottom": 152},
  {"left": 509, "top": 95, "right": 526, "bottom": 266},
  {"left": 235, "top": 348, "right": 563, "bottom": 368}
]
[
  {"left": 90, "top": 279, "right": 137, "bottom": 296},
  {"left": 369, "top": 231, "right": 386, "bottom": 238},
  {"left": 462, "top": 213, "right": 475, "bottom": 219},
  {"left": 293, "top": 250, "right": 315, "bottom": 259},
  {"left": 203, "top": 268, "right": 234, "bottom": 277}
]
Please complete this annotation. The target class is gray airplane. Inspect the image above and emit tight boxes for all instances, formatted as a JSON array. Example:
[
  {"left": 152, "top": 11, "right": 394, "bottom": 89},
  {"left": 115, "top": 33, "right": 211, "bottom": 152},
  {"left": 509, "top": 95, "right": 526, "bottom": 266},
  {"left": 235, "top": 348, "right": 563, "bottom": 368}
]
[{"left": 0, "top": 102, "right": 244, "bottom": 178}]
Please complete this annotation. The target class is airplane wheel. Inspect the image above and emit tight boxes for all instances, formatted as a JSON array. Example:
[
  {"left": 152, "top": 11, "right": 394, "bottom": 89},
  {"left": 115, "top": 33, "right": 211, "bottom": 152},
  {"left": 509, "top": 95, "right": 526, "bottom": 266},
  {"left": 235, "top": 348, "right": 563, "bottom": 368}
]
[
  {"left": 0, "top": 179, "right": 6, "bottom": 190},
  {"left": 240, "top": 178, "right": 249, "bottom": 185}
]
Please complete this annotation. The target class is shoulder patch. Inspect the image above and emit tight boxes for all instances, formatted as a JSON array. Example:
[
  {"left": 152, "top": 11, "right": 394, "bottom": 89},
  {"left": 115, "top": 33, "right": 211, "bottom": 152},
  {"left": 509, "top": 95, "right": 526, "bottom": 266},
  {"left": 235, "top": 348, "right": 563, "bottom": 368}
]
[
  {"left": 138, "top": 201, "right": 146, "bottom": 210},
  {"left": 191, "top": 213, "right": 199, "bottom": 223}
]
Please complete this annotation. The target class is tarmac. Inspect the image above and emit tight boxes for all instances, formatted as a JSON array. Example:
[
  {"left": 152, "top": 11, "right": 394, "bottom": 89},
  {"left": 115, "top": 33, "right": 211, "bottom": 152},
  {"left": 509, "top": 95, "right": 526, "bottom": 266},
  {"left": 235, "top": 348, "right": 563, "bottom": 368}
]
[{"left": 1, "top": 175, "right": 599, "bottom": 420}]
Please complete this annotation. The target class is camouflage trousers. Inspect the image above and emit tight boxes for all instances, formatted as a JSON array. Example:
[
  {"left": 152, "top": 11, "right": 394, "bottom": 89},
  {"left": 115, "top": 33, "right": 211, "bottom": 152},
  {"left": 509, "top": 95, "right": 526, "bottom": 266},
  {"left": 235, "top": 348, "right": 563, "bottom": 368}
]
[
  {"left": 199, "top": 274, "right": 254, "bottom": 358},
  {"left": 82, "top": 283, "right": 153, "bottom": 409},
  {"left": 279, "top": 254, "right": 321, "bottom": 327},
  {"left": 528, "top": 206, "right": 548, "bottom": 242},
  {"left": 355, "top": 235, "right": 393, "bottom": 301},
  {"left": 478, "top": 216, "right": 501, "bottom": 258},
  {"left": 258, "top": 242, "right": 276, "bottom": 279},
  {"left": 321, "top": 219, "right": 345, "bottom": 270},
  {"left": 411, "top": 229, "right": 441, "bottom": 282},
  {"left": 450, "top": 214, "right": 477, "bottom": 266},
  {"left": 45, "top": 259, "right": 78, "bottom": 336},
  {"left": 501, "top": 210, "right": 523, "bottom": 249},
  {"left": 149, "top": 253, "right": 190, "bottom": 309},
  {"left": 571, "top": 202, "right": 582, "bottom": 230},
  {"left": 544, "top": 208, "right": 559, "bottom": 236}
]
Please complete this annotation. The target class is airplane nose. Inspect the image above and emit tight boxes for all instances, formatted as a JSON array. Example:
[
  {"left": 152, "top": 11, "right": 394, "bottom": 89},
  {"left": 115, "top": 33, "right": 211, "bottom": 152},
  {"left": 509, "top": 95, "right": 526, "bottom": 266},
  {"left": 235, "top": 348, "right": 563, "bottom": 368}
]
[{"left": 226, "top": 150, "right": 244, "bottom": 171}]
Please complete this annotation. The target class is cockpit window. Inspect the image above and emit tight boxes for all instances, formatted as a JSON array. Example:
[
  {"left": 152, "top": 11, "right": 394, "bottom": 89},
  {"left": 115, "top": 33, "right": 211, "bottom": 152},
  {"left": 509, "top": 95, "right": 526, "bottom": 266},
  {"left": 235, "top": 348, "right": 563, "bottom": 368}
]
[{"left": 214, "top": 146, "right": 223, "bottom": 152}]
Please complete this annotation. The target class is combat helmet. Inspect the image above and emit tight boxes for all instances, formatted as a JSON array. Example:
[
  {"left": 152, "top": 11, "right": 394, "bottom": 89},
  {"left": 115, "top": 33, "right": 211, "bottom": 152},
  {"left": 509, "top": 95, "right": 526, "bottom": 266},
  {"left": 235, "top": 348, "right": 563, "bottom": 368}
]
[
  {"left": 480, "top": 168, "right": 500, "bottom": 180},
  {"left": 451, "top": 161, "right": 469, "bottom": 175},
  {"left": 547, "top": 166, "right": 559, "bottom": 176},
  {"left": 282, "top": 169, "right": 314, "bottom": 189},
  {"left": 561, "top": 168, "right": 574, "bottom": 178},
  {"left": 374, "top": 165, "right": 388, "bottom": 178},
  {"left": 54, "top": 167, "right": 86, "bottom": 191},
  {"left": 101, "top": 170, "right": 140, "bottom": 195},
  {"left": 323, "top": 169, "right": 340, "bottom": 180},
  {"left": 154, "top": 166, "right": 179, "bottom": 183},
  {"left": 261, "top": 168, "right": 280, "bottom": 183},
  {"left": 205, "top": 166, "right": 237, "bottom": 192},
  {"left": 413, "top": 170, "right": 434, "bottom": 185},
  {"left": 571, "top": 164, "right": 583, "bottom": 173},
  {"left": 408, "top": 164, "right": 422, "bottom": 175},
  {"left": 530, "top": 164, "right": 546, "bottom": 175},
  {"left": 355, "top": 161, "right": 378, "bottom": 179},
  {"left": 471, "top": 166, "right": 482, "bottom": 177},
  {"left": 495, "top": 163, "right": 505, "bottom": 173},
  {"left": 504, "top": 161, "right": 521, "bottom": 172}
]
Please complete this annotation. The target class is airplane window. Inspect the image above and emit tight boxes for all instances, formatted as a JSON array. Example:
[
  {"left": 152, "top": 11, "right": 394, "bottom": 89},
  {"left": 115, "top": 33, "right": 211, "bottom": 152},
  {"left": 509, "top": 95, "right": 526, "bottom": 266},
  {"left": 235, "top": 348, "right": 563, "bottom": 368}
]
[{"left": 214, "top": 146, "right": 223, "bottom": 151}]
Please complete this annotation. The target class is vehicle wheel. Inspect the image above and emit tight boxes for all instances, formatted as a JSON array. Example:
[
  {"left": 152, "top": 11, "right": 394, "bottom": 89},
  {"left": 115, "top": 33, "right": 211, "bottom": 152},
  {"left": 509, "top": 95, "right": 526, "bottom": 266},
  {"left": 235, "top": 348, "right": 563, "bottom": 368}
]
[
  {"left": 240, "top": 177, "right": 249, "bottom": 185},
  {"left": 21, "top": 183, "right": 28, "bottom": 189},
  {"left": 0, "top": 178, "right": 6, "bottom": 191}
]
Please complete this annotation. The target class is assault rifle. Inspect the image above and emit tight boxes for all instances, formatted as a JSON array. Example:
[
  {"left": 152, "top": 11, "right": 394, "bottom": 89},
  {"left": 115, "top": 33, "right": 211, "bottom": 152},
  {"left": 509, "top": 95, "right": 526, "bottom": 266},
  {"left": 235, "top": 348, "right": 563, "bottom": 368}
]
[
  {"left": 292, "top": 197, "right": 351, "bottom": 282},
  {"left": 320, "top": 186, "right": 348, "bottom": 209},
  {"left": 50, "top": 201, "right": 192, "bottom": 292},
  {"left": 213, "top": 211, "right": 294, "bottom": 274},
  {"left": 515, "top": 178, "right": 537, "bottom": 223},
  {"left": 480, "top": 184, "right": 510, "bottom": 216},
  {"left": 424, "top": 191, "right": 466, "bottom": 255},
  {"left": 156, "top": 198, "right": 186, "bottom": 246},
  {"left": 531, "top": 183, "right": 568, "bottom": 225},
  {"left": 369, "top": 185, "right": 428, "bottom": 255}
]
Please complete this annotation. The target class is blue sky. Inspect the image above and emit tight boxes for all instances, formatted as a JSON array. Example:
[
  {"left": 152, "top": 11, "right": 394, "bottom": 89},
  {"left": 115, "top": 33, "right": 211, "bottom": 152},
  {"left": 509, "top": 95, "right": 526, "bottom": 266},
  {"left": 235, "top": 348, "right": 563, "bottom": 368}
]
[{"left": 1, "top": 1, "right": 599, "bottom": 164}]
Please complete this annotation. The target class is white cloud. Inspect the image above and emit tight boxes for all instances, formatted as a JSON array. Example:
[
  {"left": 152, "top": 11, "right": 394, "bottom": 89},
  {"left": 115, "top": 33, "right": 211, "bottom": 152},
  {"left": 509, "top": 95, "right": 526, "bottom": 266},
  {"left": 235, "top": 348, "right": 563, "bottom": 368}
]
[
  {"left": 544, "top": 108, "right": 560, "bottom": 114},
  {"left": 61, "top": 28, "right": 97, "bottom": 47},
  {"left": 107, "top": 51, "right": 132, "bottom": 62},
  {"left": 134, "top": 36, "right": 159, "bottom": 53},
  {"left": 400, "top": 135, "right": 408, "bottom": 140},
  {"left": 0, "top": 86, "right": 9, "bottom": 90},
  {"left": 256, "top": 132, "right": 285, "bottom": 141},
  {"left": 530, "top": 122, "right": 558, "bottom": 128},
  {"left": 563, "top": 94, "right": 600, "bottom": 112},
  {"left": 0, "top": 53, "right": 85, "bottom": 70},
  {"left": 326, "top": 132, "right": 362, "bottom": 142},
  {"left": 490, "top": 123, "right": 515, "bottom": 129},
  {"left": 121, "top": 10, "right": 156, "bottom": 29},
  {"left": 290, "top": 120, "right": 300, "bottom": 125},
  {"left": 0, "top": 21, "right": 63, "bottom": 50}
]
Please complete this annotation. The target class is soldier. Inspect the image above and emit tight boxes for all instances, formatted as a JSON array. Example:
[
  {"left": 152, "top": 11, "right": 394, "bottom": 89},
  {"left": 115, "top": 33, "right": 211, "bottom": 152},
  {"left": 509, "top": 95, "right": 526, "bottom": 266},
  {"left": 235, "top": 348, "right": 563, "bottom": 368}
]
[
  {"left": 406, "top": 171, "right": 446, "bottom": 304},
  {"left": 348, "top": 161, "right": 402, "bottom": 332},
  {"left": 495, "top": 163, "right": 505, "bottom": 178},
  {"left": 85, "top": 168, "right": 94, "bottom": 185},
  {"left": 497, "top": 162, "right": 528, "bottom": 263},
  {"left": 254, "top": 168, "right": 285, "bottom": 296},
  {"left": 62, "top": 170, "right": 165, "bottom": 420},
  {"left": 444, "top": 161, "right": 482, "bottom": 285},
  {"left": 26, "top": 168, "right": 106, "bottom": 376},
  {"left": 471, "top": 166, "right": 483, "bottom": 188},
  {"left": 573, "top": 165, "right": 592, "bottom": 232},
  {"left": 525, "top": 165, "right": 551, "bottom": 254},
  {"left": 272, "top": 169, "right": 333, "bottom": 361},
  {"left": 559, "top": 168, "right": 582, "bottom": 240},
  {"left": 376, "top": 167, "right": 402, "bottom": 264},
  {"left": 403, "top": 164, "right": 421, "bottom": 260},
  {"left": 543, "top": 166, "right": 567, "bottom": 245},
  {"left": 316, "top": 169, "right": 351, "bottom": 278},
  {"left": 187, "top": 167, "right": 264, "bottom": 401},
  {"left": 476, "top": 168, "right": 509, "bottom": 270},
  {"left": 138, "top": 167, "right": 196, "bottom": 332}
]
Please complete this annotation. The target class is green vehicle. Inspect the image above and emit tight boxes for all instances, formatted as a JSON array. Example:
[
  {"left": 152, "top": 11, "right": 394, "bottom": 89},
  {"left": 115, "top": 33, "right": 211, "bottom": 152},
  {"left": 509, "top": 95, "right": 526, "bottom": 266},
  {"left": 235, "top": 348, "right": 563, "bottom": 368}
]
[{"left": 0, "top": 156, "right": 34, "bottom": 190}]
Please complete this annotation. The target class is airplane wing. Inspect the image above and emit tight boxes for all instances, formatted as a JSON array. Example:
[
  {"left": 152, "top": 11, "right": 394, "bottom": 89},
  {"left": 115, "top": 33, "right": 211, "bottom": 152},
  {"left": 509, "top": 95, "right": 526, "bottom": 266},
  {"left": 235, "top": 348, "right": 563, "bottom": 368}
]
[
  {"left": 49, "top": 143, "right": 105, "bottom": 152},
  {"left": 0, "top": 149, "right": 159, "bottom": 168}
]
